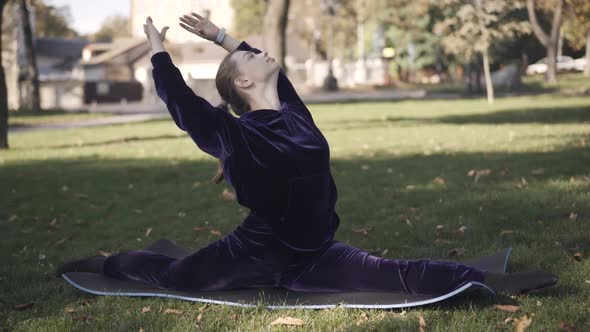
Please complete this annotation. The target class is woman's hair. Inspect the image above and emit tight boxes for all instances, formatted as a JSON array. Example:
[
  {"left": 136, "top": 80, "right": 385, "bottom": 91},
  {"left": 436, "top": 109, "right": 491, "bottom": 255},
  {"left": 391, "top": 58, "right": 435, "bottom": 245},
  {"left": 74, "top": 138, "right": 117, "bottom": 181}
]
[{"left": 211, "top": 49, "right": 252, "bottom": 184}]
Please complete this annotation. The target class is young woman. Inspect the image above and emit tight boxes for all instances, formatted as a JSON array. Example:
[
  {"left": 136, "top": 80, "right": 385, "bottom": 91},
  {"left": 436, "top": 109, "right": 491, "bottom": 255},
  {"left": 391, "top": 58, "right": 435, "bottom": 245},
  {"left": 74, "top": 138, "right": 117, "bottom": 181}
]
[{"left": 56, "top": 14, "right": 557, "bottom": 296}]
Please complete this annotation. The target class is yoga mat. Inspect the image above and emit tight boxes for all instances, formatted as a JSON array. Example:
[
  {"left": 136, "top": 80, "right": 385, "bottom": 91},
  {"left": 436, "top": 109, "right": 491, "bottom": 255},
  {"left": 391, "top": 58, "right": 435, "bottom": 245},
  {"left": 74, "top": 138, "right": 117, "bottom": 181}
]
[{"left": 61, "top": 239, "right": 511, "bottom": 309}]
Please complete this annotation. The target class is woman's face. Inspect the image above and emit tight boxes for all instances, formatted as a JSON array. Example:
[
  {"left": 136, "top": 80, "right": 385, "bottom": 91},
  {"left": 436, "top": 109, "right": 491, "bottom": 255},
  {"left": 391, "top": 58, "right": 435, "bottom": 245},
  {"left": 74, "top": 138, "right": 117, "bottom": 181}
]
[{"left": 231, "top": 50, "right": 280, "bottom": 88}]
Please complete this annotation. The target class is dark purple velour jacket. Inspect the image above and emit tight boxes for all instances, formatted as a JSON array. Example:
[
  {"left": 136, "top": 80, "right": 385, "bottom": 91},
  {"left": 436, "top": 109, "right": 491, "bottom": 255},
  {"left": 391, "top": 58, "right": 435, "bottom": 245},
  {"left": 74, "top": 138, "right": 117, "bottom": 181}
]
[{"left": 151, "top": 40, "right": 340, "bottom": 253}]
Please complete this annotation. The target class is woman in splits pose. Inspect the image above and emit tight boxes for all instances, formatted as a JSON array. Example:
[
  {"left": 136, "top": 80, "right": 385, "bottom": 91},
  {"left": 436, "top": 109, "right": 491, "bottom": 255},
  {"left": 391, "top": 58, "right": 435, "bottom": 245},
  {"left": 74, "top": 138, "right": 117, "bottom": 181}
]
[{"left": 56, "top": 14, "right": 558, "bottom": 296}]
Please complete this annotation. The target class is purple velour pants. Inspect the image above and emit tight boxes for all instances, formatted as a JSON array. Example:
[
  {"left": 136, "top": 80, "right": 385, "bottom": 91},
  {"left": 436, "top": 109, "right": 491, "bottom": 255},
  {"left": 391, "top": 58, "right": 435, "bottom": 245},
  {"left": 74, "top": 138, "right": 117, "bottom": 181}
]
[{"left": 103, "top": 214, "right": 486, "bottom": 296}]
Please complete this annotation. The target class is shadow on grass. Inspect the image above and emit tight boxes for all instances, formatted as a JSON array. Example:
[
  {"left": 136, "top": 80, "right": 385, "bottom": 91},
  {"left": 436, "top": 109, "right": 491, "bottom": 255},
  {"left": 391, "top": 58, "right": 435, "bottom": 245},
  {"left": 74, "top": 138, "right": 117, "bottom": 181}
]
[
  {"left": 0, "top": 145, "right": 588, "bottom": 321},
  {"left": 380, "top": 104, "right": 590, "bottom": 126}
]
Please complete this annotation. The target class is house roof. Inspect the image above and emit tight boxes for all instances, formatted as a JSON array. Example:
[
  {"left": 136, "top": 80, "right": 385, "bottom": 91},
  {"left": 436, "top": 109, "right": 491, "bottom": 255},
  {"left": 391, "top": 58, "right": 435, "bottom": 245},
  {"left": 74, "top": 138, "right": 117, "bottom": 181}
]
[
  {"left": 81, "top": 38, "right": 150, "bottom": 66},
  {"left": 35, "top": 37, "right": 90, "bottom": 59}
]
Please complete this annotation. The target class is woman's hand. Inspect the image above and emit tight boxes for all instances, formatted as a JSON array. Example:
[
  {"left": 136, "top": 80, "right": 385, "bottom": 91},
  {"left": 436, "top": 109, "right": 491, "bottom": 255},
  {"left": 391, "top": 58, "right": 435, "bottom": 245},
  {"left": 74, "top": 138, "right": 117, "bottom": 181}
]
[
  {"left": 178, "top": 12, "right": 220, "bottom": 42},
  {"left": 143, "top": 16, "right": 169, "bottom": 43}
]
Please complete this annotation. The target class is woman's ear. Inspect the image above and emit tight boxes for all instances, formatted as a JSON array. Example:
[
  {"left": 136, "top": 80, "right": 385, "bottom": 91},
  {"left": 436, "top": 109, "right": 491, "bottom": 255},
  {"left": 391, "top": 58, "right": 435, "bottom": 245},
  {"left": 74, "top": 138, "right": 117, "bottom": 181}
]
[{"left": 234, "top": 77, "right": 253, "bottom": 89}]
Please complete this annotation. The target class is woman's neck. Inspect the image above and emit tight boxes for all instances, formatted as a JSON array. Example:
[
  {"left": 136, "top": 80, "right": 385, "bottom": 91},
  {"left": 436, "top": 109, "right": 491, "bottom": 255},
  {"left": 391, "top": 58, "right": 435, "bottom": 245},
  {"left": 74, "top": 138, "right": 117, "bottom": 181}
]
[{"left": 247, "top": 74, "right": 281, "bottom": 111}]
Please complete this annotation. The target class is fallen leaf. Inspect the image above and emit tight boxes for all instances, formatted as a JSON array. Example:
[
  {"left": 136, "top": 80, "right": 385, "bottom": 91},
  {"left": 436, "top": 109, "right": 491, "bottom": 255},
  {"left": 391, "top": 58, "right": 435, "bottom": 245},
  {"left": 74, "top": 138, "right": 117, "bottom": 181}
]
[
  {"left": 65, "top": 307, "right": 77, "bottom": 313},
  {"left": 13, "top": 303, "right": 34, "bottom": 311},
  {"left": 572, "top": 252, "right": 583, "bottom": 262},
  {"left": 210, "top": 229, "right": 222, "bottom": 236},
  {"left": 269, "top": 316, "right": 305, "bottom": 326},
  {"left": 569, "top": 212, "right": 578, "bottom": 221},
  {"left": 448, "top": 248, "right": 465, "bottom": 257},
  {"left": 141, "top": 306, "right": 151, "bottom": 313},
  {"left": 419, "top": 315, "right": 426, "bottom": 332},
  {"left": 48, "top": 218, "right": 58, "bottom": 232},
  {"left": 352, "top": 227, "right": 373, "bottom": 236},
  {"left": 97, "top": 250, "right": 112, "bottom": 257},
  {"left": 457, "top": 225, "right": 467, "bottom": 235},
  {"left": 193, "top": 226, "right": 211, "bottom": 231},
  {"left": 531, "top": 168, "right": 545, "bottom": 175},
  {"left": 501, "top": 230, "right": 514, "bottom": 235},
  {"left": 164, "top": 308, "right": 184, "bottom": 315},
  {"left": 356, "top": 312, "right": 369, "bottom": 326},
  {"left": 145, "top": 227, "right": 152, "bottom": 237},
  {"left": 514, "top": 314, "right": 532, "bottom": 332},
  {"left": 433, "top": 176, "right": 446, "bottom": 185},
  {"left": 221, "top": 189, "right": 236, "bottom": 201},
  {"left": 493, "top": 304, "right": 520, "bottom": 313},
  {"left": 196, "top": 312, "right": 203, "bottom": 322}
]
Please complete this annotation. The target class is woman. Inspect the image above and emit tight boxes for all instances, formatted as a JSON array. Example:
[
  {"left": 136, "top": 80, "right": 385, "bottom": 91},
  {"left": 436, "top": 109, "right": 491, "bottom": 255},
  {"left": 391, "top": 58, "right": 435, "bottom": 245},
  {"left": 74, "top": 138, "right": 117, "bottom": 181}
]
[{"left": 56, "top": 14, "right": 557, "bottom": 296}]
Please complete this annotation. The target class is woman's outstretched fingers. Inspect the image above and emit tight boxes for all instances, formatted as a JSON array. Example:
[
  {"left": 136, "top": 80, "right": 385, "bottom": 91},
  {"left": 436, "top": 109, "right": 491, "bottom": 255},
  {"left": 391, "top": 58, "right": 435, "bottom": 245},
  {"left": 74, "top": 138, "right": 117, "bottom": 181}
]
[
  {"left": 179, "top": 15, "right": 196, "bottom": 26},
  {"left": 182, "top": 14, "right": 199, "bottom": 25},
  {"left": 179, "top": 22, "right": 198, "bottom": 35},
  {"left": 192, "top": 12, "right": 205, "bottom": 20}
]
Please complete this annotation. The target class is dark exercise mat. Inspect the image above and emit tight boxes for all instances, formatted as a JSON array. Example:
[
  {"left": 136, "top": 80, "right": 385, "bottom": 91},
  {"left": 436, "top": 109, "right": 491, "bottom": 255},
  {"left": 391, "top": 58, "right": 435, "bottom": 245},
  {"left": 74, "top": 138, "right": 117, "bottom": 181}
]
[{"left": 61, "top": 238, "right": 511, "bottom": 309}]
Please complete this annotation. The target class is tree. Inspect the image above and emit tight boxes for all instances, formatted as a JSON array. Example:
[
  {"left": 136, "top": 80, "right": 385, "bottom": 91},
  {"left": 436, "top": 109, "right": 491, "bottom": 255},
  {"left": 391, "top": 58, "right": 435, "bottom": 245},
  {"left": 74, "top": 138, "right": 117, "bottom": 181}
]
[
  {"left": 526, "top": 0, "right": 564, "bottom": 83},
  {"left": 33, "top": 1, "right": 78, "bottom": 38},
  {"left": 564, "top": 0, "right": 590, "bottom": 76},
  {"left": 92, "top": 15, "right": 130, "bottom": 42},
  {"left": 0, "top": 0, "right": 8, "bottom": 148},
  {"left": 435, "top": 0, "right": 530, "bottom": 104},
  {"left": 19, "top": 0, "right": 41, "bottom": 113},
  {"left": 263, "top": 0, "right": 290, "bottom": 70},
  {"left": 230, "top": 0, "right": 266, "bottom": 39}
]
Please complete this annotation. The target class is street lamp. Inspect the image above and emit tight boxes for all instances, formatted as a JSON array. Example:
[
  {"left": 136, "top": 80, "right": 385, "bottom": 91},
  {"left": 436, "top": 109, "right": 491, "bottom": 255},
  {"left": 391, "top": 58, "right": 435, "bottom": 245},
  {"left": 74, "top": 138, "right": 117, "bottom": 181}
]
[{"left": 320, "top": 0, "right": 340, "bottom": 91}]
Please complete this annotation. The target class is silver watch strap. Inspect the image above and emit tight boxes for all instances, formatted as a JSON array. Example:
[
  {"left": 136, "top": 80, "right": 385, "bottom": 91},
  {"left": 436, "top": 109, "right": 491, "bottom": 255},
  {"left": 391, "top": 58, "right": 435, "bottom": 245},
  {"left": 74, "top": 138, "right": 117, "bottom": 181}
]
[{"left": 215, "top": 28, "right": 226, "bottom": 45}]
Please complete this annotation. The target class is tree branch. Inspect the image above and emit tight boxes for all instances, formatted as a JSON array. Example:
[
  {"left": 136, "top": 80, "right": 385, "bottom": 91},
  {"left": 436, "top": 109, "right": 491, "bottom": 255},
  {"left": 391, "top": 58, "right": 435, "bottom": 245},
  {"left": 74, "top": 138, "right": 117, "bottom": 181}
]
[{"left": 526, "top": 0, "right": 549, "bottom": 46}]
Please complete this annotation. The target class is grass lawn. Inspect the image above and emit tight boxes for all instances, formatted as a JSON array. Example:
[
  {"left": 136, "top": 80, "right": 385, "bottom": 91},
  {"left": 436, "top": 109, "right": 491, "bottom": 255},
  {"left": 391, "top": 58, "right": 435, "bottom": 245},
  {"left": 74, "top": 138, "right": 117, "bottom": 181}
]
[
  {"left": 1, "top": 94, "right": 589, "bottom": 331},
  {"left": 8, "top": 109, "right": 111, "bottom": 128}
]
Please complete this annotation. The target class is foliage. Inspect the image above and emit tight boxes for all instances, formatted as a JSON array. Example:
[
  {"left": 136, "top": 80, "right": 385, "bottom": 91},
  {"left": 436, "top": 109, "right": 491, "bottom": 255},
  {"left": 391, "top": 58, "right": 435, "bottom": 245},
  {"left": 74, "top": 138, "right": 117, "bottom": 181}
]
[
  {"left": 434, "top": 0, "right": 530, "bottom": 61},
  {"left": 92, "top": 15, "right": 130, "bottom": 42},
  {"left": 229, "top": 0, "right": 267, "bottom": 39}
]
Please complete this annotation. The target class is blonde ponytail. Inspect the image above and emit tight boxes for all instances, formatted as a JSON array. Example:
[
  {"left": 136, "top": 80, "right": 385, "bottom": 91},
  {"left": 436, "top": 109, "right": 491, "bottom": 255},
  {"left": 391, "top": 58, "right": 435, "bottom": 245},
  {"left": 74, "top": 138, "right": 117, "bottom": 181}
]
[{"left": 212, "top": 99, "right": 230, "bottom": 184}]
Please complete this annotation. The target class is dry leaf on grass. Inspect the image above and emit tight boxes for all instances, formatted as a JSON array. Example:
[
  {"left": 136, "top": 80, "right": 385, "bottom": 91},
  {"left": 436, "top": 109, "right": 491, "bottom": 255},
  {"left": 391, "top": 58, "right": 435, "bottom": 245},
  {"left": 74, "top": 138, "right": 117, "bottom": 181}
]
[
  {"left": 64, "top": 307, "right": 77, "bottom": 313},
  {"left": 210, "top": 229, "right": 222, "bottom": 236},
  {"left": 145, "top": 227, "right": 152, "bottom": 237},
  {"left": 514, "top": 314, "right": 532, "bottom": 332},
  {"left": 221, "top": 189, "right": 236, "bottom": 201},
  {"left": 141, "top": 306, "right": 151, "bottom": 313},
  {"left": 419, "top": 315, "right": 426, "bottom": 332},
  {"left": 352, "top": 227, "right": 373, "bottom": 236},
  {"left": 164, "top": 308, "right": 184, "bottom": 315},
  {"left": 193, "top": 226, "right": 211, "bottom": 231},
  {"left": 356, "top": 312, "right": 369, "bottom": 326},
  {"left": 493, "top": 304, "right": 520, "bottom": 313},
  {"left": 269, "top": 316, "right": 305, "bottom": 326},
  {"left": 501, "top": 230, "right": 514, "bottom": 236},
  {"left": 13, "top": 302, "right": 34, "bottom": 311},
  {"left": 433, "top": 176, "right": 446, "bottom": 185},
  {"left": 97, "top": 250, "right": 112, "bottom": 257},
  {"left": 448, "top": 248, "right": 465, "bottom": 257}
]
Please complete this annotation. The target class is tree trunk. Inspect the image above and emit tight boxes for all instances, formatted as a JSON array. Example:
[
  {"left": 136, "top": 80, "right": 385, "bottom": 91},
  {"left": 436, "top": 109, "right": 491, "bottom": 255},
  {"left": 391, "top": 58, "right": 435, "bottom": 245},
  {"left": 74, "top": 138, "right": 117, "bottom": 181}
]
[
  {"left": 482, "top": 48, "right": 494, "bottom": 104},
  {"left": 526, "top": 0, "right": 563, "bottom": 83},
  {"left": 19, "top": 0, "right": 41, "bottom": 112},
  {"left": 263, "top": 0, "right": 290, "bottom": 72},
  {"left": 0, "top": 0, "right": 9, "bottom": 149},
  {"left": 585, "top": 29, "right": 590, "bottom": 77}
]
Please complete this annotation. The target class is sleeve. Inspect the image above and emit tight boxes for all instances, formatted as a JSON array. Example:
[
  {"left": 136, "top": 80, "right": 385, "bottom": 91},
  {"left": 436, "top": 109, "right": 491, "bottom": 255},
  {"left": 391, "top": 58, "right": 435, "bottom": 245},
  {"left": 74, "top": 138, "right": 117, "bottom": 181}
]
[
  {"left": 151, "top": 51, "right": 239, "bottom": 160},
  {"left": 236, "top": 40, "right": 314, "bottom": 122}
]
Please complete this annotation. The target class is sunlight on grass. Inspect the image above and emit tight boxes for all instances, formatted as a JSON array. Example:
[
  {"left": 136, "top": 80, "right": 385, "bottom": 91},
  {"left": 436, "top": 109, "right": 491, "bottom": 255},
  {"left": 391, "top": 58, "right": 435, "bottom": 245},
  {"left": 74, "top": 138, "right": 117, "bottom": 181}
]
[{"left": 1, "top": 94, "right": 589, "bottom": 331}]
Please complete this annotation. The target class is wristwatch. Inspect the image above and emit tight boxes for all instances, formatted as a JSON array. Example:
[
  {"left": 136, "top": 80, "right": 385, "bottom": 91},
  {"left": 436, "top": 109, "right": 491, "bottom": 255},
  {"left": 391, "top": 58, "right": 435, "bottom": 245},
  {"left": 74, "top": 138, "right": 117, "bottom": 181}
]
[{"left": 214, "top": 28, "right": 226, "bottom": 45}]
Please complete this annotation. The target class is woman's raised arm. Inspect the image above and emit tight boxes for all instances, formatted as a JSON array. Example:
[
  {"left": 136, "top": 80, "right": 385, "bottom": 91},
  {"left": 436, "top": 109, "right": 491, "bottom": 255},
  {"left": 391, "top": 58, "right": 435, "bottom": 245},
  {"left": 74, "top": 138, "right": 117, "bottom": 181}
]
[
  {"left": 178, "top": 13, "right": 313, "bottom": 121},
  {"left": 145, "top": 16, "right": 238, "bottom": 159}
]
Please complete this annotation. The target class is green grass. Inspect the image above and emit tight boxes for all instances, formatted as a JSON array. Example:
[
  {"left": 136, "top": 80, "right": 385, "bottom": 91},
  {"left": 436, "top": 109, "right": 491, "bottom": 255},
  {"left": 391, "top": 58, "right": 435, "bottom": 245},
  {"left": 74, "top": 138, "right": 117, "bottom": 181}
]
[
  {"left": 8, "top": 109, "right": 110, "bottom": 127},
  {"left": 1, "top": 94, "right": 590, "bottom": 331}
]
